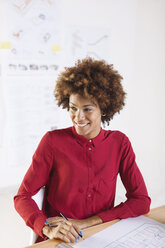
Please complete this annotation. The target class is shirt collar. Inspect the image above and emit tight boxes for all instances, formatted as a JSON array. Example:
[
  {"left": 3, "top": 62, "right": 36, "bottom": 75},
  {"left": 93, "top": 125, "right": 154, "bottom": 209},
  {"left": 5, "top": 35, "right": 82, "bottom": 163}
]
[{"left": 71, "top": 126, "right": 105, "bottom": 147}]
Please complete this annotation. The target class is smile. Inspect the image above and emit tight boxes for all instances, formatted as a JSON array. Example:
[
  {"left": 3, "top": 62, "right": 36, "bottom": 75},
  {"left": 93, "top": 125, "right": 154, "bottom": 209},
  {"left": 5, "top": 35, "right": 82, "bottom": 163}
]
[{"left": 76, "top": 123, "right": 89, "bottom": 127}]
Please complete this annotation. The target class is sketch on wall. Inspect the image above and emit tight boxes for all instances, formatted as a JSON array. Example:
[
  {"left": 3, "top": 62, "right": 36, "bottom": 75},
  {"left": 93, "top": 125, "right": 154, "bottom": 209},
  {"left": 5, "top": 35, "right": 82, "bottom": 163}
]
[
  {"left": 4, "top": 78, "right": 61, "bottom": 168},
  {"left": 1, "top": 0, "right": 112, "bottom": 169},
  {"left": 64, "top": 27, "right": 111, "bottom": 66},
  {"left": 3, "top": 0, "right": 63, "bottom": 75},
  {"left": 1, "top": 0, "right": 63, "bottom": 168}
]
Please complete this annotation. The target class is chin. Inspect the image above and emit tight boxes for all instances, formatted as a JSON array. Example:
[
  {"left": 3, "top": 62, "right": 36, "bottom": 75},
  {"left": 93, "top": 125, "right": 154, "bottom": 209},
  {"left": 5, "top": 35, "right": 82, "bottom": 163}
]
[{"left": 75, "top": 128, "right": 88, "bottom": 137}]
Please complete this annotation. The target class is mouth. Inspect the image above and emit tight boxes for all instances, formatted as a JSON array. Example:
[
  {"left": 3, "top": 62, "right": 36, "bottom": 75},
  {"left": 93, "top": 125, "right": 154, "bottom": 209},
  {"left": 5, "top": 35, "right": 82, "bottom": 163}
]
[{"left": 75, "top": 122, "right": 89, "bottom": 127}]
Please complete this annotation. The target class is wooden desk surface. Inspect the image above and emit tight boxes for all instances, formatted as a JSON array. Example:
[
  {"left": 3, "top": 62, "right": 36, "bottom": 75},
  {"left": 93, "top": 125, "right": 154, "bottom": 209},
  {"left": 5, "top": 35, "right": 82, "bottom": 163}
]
[{"left": 26, "top": 205, "right": 165, "bottom": 248}]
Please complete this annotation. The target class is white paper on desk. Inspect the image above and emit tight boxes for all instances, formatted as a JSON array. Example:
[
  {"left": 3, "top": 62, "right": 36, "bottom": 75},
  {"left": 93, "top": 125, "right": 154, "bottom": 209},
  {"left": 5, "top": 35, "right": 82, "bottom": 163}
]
[{"left": 74, "top": 216, "right": 165, "bottom": 248}]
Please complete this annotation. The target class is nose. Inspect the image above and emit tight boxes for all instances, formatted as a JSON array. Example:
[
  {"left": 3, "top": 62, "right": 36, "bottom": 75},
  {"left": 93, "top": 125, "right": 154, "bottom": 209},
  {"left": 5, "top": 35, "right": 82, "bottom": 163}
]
[{"left": 75, "top": 110, "right": 85, "bottom": 121}]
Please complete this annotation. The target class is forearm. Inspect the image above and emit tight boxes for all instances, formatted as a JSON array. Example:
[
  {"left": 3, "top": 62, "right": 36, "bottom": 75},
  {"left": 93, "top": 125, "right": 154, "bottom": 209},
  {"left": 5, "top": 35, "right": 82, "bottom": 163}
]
[
  {"left": 98, "top": 196, "right": 151, "bottom": 223},
  {"left": 68, "top": 215, "right": 103, "bottom": 230},
  {"left": 81, "top": 215, "right": 103, "bottom": 228},
  {"left": 14, "top": 185, "right": 47, "bottom": 237}
]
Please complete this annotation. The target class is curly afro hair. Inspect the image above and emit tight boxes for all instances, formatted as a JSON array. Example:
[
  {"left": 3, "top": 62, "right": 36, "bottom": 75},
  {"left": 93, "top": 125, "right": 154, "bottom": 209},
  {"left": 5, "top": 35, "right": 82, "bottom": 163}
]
[{"left": 54, "top": 57, "right": 126, "bottom": 125}]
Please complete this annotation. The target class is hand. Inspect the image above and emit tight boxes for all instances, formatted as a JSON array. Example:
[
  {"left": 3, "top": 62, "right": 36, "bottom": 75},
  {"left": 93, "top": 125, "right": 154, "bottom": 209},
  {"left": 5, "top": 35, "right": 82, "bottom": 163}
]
[
  {"left": 67, "top": 218, "right": 90, "bottom": 229},
  {"left": 42, "top": 216, "right": 81, "bottom": 243}
]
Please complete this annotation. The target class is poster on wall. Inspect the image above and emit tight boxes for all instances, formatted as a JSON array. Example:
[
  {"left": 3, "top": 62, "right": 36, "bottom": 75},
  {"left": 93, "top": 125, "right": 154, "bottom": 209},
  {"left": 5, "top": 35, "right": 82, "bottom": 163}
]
[
  {"left": 4, "top": 78, "right": 62, "bottom": 168},
  {"left": 1, "top": 0, "right": 64, "bottom": 168},
  {"left": 63, "top": 26, "right": 111, "bottom": 66},
  {"left": 2, "top": 0, "right": 63, "bottom": 76},
  {"left": 1, "top": 0, "right": 112, "bottom": 169}
]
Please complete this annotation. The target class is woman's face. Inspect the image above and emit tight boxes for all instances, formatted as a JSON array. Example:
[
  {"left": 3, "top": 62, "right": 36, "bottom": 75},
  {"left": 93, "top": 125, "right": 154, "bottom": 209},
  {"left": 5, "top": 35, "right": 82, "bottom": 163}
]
[{"left": 69, "top": 94, "right": 102, "bottom": 139}]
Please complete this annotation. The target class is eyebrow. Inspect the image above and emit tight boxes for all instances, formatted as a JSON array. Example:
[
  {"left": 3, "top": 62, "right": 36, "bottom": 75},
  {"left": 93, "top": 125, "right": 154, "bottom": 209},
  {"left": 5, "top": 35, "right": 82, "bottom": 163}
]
[{"left": 70, "top": 102, "right": 96, "bottom": 107}]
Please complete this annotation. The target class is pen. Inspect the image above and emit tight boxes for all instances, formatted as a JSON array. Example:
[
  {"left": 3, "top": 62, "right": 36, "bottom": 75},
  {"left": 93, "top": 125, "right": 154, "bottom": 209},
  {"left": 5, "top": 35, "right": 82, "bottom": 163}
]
[{"left": 60, "top": 212, "right": 84, "bottom": 240}]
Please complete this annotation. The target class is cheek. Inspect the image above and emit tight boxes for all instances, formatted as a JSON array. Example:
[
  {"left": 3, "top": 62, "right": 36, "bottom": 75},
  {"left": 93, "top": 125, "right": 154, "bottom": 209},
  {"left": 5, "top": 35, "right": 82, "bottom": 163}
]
[
  {"left": 69, "top": 111, "right": 74, "bottom": 120},
  {"left": 91, "top": 112, "right": 101, "bottom": 122}
]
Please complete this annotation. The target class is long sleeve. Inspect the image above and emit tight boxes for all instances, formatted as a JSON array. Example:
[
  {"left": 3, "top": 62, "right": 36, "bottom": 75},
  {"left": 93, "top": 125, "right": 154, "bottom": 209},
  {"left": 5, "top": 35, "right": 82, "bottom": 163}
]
[
  {"left": 97, "top": 135, "right": 151, "bottom": 222},
  {"left": 14, "top": 132, "right": 53, "bottom": 238},
  {"left": 14, "top": 127, "right": 151, "bottom": 236}
]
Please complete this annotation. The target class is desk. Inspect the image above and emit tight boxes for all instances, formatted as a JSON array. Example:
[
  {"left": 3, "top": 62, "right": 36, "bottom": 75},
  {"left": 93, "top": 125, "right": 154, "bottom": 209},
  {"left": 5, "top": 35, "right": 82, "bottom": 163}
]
[{"left": 26, "top": 205, "right": 165, "bottom": 248}]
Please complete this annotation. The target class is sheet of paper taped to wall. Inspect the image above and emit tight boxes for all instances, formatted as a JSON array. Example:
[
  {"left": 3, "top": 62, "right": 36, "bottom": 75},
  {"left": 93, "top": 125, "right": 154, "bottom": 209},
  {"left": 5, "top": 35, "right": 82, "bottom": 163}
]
[{"left": 73, "top": 216, "right": 165, "bottom": 248}]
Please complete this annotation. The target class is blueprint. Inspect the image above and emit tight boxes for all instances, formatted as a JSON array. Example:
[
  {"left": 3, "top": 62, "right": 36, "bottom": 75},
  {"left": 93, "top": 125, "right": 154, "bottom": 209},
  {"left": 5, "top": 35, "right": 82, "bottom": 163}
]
[{"left": 74, "top": 216, "right": 165, "bottom": 248}]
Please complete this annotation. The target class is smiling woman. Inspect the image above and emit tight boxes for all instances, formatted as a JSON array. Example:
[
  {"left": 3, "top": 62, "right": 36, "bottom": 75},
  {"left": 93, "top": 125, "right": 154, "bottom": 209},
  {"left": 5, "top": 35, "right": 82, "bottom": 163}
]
[
  {"left": 54, "top": 57, "right": 125, "bottom": 125},
  {"left": 14, "top": 57, "right": 151, "bottom": 244},
  {"left": 69, "top": 94, "right": 101, "bottom": 139}
]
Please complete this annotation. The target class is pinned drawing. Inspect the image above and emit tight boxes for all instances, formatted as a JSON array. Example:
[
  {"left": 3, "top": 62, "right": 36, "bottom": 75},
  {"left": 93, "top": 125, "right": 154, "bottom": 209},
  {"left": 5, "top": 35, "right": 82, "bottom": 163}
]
[
  {"left": 65, "top": 27, "right": 111, "bottom": 65},
  {"left": 87, "top": 35, "right": 109, "bottom": 46},
  {"left": 43, "top": 32, "right": 51, "bottom": 42},
  {"left": 3, "top": 0, "right": 62, "bottom": 75},
  {"left": 12, "top": 29, "right": 23, "bottom": 39},
  {"left": 12, "top": 0, "right": 33, "bottom": 14},
  {"left": 7, "top": 63, "right": 60, "bottom": 75},
  {"left": 72, "top": 30, "right": 84, "bottom": 57}
]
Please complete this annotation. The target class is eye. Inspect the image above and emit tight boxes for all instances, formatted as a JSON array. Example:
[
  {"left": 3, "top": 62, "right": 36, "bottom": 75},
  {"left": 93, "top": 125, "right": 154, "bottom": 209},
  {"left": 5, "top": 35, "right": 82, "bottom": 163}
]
[
  {"left": 84, "top": 108, "right": 92, "bottom": 112},
  {"left": 70, "top": 106, "right": 77, "bottom": 111}
]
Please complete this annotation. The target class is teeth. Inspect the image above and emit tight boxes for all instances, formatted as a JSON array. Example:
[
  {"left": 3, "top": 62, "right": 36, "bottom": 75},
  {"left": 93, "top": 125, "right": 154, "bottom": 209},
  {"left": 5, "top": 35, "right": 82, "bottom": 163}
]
[{"left": 76, "top": 123, "right": 88, "bottom": 127}]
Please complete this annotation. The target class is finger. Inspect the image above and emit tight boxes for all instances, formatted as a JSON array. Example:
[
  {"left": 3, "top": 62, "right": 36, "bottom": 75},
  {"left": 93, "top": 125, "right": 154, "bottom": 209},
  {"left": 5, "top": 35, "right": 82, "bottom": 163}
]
[
  {"left": 59, "top": 227, "right": 78, "bottom": 243},
  {"left": 62, "top": 221, "right": 80, "bottom": 239},
  {"left": 65, "top": 220, "right": 72, "bottom": 226},
  {"left": 54, "top": 232, "right": 70, "bottom": 243},
  {"left": 44, "top": 226, "right": 57, "bottom": 240},
  {"left": 68, "top": 225, "right": 80, "bottom": 240},
  {"left": 59, "top": 227, "right": 68, "bottom": 236},
  {"left": 67, "top": 231, "right": 78, "bottom": 243},
  {"left": 59, "top": 227, "right": 75, "bottom": 242},
  {"left": 46, "top": 216, "right": 64, "bottom": 223},
  {"left": 45, "top": 217, "right": 64, "bottom": 226},
  {"left": 65, "top": 220, "right": 81, "bottom": 236},
  {"left": 47, "top": 224, "right": 78, "bottom": 243},
  {"left": 48, "top": 221, "right": 65, "bottom": 227},
  {"left": 60, "top": 222, "right": 79, "bottom": 241},
  {"left": 62, "top": 222, "right": 72, "bottom": 231},
  {"left": 72, "top": 223, "right": 81, "bottom": 235},
  {"left": 52, "top": 227, "right": 70, "bottom": 243}
]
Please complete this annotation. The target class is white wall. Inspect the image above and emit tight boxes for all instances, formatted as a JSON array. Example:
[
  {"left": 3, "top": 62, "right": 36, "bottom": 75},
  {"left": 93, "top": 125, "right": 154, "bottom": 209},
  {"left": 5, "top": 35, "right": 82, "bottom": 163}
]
[
  {"left": 0, "top": 0, "right": 165, "bottom": 208},
  {"left": 131, "top": 0, "right": 165, "bottom": 206}
]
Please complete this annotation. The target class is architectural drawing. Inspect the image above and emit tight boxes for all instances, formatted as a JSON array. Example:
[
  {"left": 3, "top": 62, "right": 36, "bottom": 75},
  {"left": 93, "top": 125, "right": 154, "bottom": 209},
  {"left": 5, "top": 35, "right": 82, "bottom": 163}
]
[
  {"left": 106, "top": 223, "right": 165, "bottom": 247},
  {"left": 74, "top": 216, "right": 165, "bottom": 248}
]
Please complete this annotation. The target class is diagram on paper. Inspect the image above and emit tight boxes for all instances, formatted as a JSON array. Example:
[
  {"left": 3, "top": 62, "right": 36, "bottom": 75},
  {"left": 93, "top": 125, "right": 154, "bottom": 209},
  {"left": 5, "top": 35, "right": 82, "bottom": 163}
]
[
  {"left": 106, "top": 223, "right": 165, "bottom": 247},
  {"left": 74, "top": 216, "right": 165, "bottom": 248},
  {"left": 64, "top": 27, "right": 111, "bottom": 66},
  {"left": 2, "top": 0, "right": 63, "bottom": 75}
]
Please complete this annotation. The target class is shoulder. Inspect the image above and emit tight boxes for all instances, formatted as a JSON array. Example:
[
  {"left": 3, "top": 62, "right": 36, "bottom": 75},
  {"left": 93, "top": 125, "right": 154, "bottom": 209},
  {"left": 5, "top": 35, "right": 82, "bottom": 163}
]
[
  {"left": 103, "top": 129, "right": 127, "bottom": 142},
  {"left": 34, "top": 128, "right": 73, "bottom": 154},
  {"left": 43, "top": 127, "right": 73, "bottom": 146},
  {"left": 102, "top": 129, "right": 132, "bottom": 153},
  {"left": 47, "top": 127, "right": 73, "bottom": 138}
]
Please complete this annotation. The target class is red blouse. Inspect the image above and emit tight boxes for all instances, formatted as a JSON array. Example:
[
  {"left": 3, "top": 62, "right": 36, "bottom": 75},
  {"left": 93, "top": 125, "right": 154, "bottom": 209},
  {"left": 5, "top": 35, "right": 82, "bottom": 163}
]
[{"left": 14, "top": 127, "right": 151, "bottom": 242}]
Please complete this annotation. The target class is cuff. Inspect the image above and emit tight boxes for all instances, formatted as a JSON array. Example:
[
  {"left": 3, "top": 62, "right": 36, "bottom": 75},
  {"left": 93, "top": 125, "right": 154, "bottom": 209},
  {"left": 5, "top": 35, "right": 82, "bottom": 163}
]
[
  {"left": 97, "top": 203, "right": 130, "bottom": 223},
  {"left": 33, "top": 214, "right": 47, "bottom": 238}
]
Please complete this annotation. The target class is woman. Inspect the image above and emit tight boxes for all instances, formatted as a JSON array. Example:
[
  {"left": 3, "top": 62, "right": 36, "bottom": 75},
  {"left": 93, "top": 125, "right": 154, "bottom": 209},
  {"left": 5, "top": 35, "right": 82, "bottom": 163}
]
[{"left": 14, "top": 57, "right": 151, "bottom": 244}]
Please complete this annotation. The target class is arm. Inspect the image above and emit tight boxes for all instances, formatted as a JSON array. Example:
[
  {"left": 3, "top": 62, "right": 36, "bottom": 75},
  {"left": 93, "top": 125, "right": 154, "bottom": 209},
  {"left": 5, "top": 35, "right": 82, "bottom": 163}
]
[
  {"left": 45, "top": 215, "right": 103, "bottom": 230},
  {"left": 14, "top": 132, "right": 82, "bottom": 243},
  {"left": 97, "top": 135, "right": 151, "bottom": 223},
  {"left": 14, "top": 132, "right": 53, "bottom": 238},
  {"left": 42, "top": 215, "right": 103, "bottom": 242}
]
